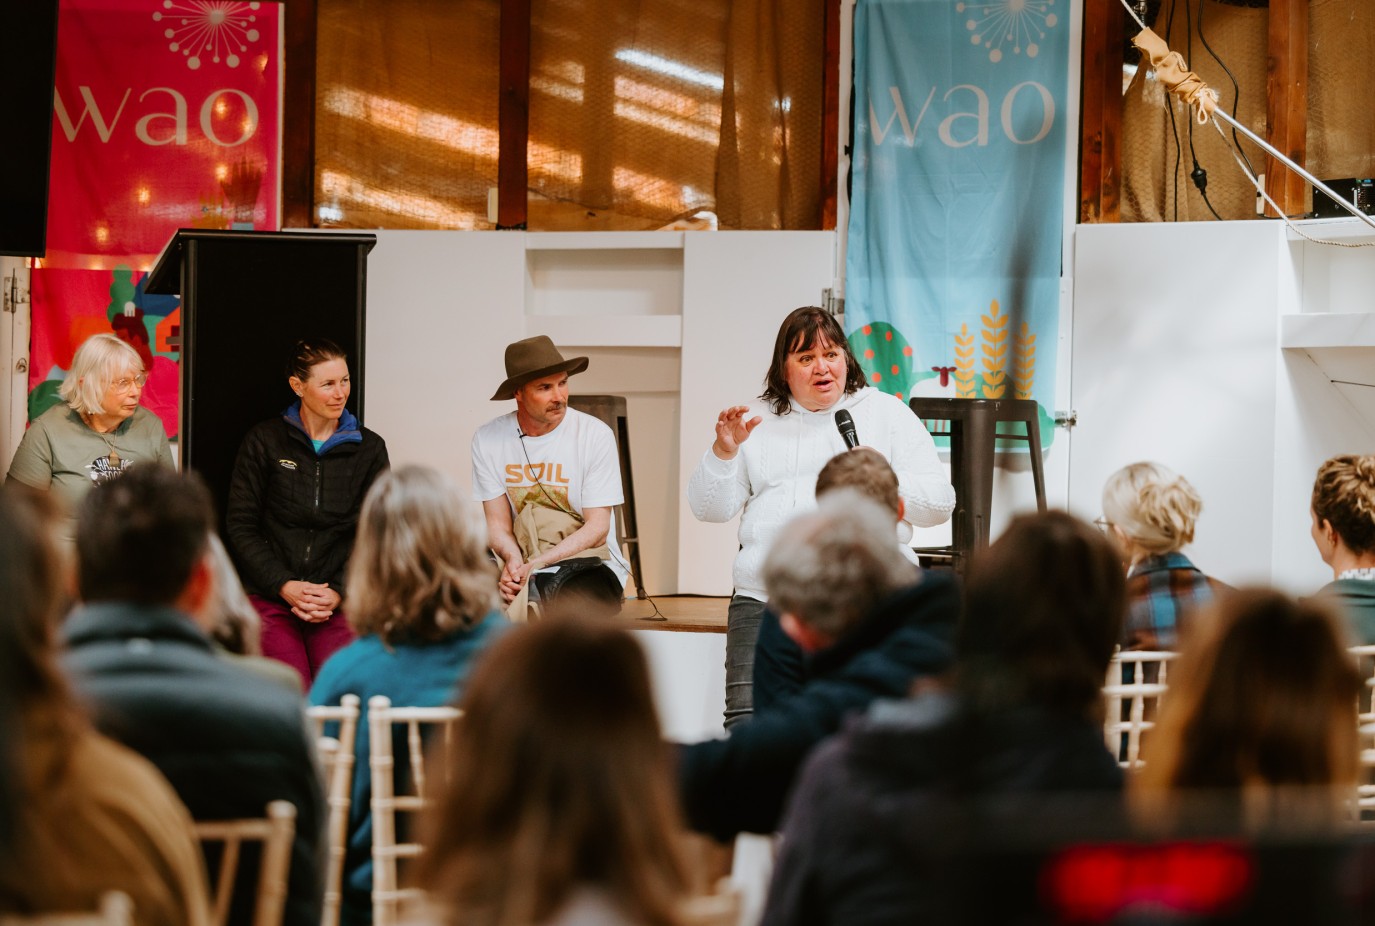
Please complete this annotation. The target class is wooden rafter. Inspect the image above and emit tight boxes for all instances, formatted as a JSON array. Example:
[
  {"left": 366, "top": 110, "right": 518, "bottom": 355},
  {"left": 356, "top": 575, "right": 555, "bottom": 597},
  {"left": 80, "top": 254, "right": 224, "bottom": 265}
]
[
  {"left": 1265, "top": 0, "right": 1308, "bottom": 218},
  {"left": 821, "top": 0, "right": 841, "bottom": 231},
  {"left": 497, "top": 0, "right": 531, "bottom": 230},
  {"left": 280, "top": 0, "right": 317, "bottom": 229},
  {"left": 1078, "top": 0, "right": 1125, "bottom": 223}
]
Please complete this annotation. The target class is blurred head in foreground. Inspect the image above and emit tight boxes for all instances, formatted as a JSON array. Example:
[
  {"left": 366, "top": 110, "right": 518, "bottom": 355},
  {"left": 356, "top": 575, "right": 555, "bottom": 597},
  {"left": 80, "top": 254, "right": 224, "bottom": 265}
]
[
  {"left": 1136, "top": 588, "right": 1361, "bottom": 826},
  {"left": 415, "top": 619, "right": 689, "bottom": 926},
  {"left": 959, "top": 510, "right": 1126, "bottom": 721}
]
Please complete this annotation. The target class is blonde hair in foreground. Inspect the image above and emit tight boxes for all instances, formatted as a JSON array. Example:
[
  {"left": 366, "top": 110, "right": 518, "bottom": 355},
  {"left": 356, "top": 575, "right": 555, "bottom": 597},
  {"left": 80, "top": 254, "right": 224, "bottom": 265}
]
[
  {"left": 1101, "top": 461, "right": 1202, "bottom": 556},
  {"left": 345, "top": 465, "right": 498, "bottom": 645},
  {"left": 1134, "top": 588, "right": 1361, "bottom": 824},
  {"left": 413, "top": 619, "right": 689, "bottom": 926}
]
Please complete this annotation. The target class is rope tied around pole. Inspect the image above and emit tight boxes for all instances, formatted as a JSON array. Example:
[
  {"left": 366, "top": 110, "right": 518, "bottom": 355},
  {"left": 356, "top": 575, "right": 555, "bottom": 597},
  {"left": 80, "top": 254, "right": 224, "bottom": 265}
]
[{"left": 1133, "top": 28, "right": 1219, "bottom": 124}]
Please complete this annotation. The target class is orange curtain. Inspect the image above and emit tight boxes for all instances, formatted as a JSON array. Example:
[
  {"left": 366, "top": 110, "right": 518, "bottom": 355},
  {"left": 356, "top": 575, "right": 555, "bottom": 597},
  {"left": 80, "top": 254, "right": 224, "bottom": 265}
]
[
  {"left": 314, "top": 0, "right": 501, "bottom": 229},
  {"left": 313, "top": 0, "right": 824, "bottom": 231}
]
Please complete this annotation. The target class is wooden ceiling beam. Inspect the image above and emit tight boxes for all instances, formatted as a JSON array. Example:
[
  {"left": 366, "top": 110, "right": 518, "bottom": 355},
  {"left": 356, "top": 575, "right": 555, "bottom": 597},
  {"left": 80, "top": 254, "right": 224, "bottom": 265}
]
[
  {"left": 1079, "top": 0, "right": 1125, "bottom": 223},
  {"left": 1265, "top": 0, "right": 1309, "bottom": 218}
]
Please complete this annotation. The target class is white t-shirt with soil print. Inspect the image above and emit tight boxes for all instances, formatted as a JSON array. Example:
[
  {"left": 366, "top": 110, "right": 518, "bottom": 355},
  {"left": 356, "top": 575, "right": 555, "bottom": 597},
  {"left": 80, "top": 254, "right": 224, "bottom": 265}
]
[{"left": 470, "top": 408, "right": 627, "bottom": 587}]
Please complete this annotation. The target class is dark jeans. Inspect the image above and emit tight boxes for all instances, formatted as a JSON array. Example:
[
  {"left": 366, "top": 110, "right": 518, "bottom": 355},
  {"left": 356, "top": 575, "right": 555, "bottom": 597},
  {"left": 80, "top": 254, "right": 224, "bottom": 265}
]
[{"left": 725, "top": 595, "right": 767, "bottom": 729}]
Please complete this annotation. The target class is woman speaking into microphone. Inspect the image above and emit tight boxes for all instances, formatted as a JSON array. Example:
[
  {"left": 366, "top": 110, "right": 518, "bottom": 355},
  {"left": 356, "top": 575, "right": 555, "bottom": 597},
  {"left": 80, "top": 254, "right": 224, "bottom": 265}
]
[{"left": 687, "top": 306, "right": 954, "bottom": 727}]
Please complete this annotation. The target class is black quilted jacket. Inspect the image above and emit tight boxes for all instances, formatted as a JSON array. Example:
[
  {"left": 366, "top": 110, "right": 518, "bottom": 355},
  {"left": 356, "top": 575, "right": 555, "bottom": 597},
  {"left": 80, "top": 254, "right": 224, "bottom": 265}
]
[{"left": 225, "top": 406, "right": 388, "bottom": 600}]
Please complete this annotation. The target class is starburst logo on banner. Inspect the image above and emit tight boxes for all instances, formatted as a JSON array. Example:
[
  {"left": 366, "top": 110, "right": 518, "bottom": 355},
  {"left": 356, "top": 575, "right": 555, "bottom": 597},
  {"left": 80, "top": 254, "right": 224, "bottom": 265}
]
[
  {"left": 152, "top": 1, "right": 264, "bottom": 70},
  {"left": 956, "top": 0, "right": 1059, "bottom": 63}
]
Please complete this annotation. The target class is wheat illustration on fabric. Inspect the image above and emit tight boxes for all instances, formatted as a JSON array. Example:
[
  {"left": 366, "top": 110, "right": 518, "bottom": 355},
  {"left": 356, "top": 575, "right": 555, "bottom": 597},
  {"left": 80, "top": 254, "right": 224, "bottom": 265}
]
[
  {"left": 980, "top": 300, "right": 1008, "bottom": 399},
  {"left": 1014, "top": 321, "right": 1036, "bottom": 400}
]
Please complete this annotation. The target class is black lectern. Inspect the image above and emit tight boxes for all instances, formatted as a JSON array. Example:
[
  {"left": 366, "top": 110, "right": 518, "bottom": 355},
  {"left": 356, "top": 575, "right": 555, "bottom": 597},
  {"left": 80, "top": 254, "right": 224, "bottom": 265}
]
[{"left": 146, "top": 229, "right": 377, "bottom": 526}]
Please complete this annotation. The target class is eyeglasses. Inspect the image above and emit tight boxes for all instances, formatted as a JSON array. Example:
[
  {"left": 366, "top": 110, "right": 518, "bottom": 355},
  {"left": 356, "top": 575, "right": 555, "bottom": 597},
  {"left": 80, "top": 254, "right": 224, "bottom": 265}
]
[
  {"left": 1093, "top": 516, "right": 1114, "bottom": 533},
  {"left": 109, "top": 373, "right": 149, "bottom": 394}
]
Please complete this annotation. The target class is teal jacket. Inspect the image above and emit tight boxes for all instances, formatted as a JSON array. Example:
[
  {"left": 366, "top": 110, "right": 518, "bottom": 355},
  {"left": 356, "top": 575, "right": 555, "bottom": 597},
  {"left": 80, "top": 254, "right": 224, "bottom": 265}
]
[
  {"left": 1317, "top": 578, "right": 1375, "bottom": 645},
  {"left": 308, "top": 612, "right": 508, "bottom": 926}
]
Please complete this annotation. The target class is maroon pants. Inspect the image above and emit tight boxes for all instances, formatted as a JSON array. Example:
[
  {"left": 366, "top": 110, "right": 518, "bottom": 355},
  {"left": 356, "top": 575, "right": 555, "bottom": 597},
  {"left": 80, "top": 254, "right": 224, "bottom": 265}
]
[{"left": 250, "top": 594, "right": 355, "bottom": 690}]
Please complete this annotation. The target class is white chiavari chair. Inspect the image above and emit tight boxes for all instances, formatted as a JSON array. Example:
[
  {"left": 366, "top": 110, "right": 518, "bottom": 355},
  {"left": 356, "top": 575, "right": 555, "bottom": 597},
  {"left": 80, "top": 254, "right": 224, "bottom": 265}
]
[
  {"left": 306, "top": 694, "right": 361, "bottom": 926},
  {"left": 194, "top": 800, "right": 297, "bottom": 926},
  {"left": 367, "top": 696, "right": 461, "bottom": 926},
  {"left": 1103, "top": 649, "right": 1178, "bottom": 770}
]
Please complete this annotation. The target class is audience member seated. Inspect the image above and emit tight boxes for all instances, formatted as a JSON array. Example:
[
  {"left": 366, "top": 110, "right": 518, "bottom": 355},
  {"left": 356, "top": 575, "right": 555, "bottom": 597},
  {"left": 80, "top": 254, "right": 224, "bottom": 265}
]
[
  {"left": 308, "top": 465, "right": 508, "bottom": 926},
  {"left": 201, "top": 533, "right": 303, "bottom": 693},
  {"left": 1309, "top": 454, "right": 1375, "bottom": 644},
  {"left": 1102, "top": 461, "right": 1227, "bottom": 650},
  {"left": 1134, "top": 588, "right": 1362, "bottom": 827},
  {"left": 761, "top": 511, "right": 1126, "bottom": 926},
  {"left": 0, "top": 484, "right": 211, "bottom": 926},
  {"left": 60, "top": 464, "right": 324, "bottom": 926},
  {"left": 408, "top": 619, "right": 691, "bottom": 926},
  {"left": 678, "top": 491, "right": 958, "bottom": 841},
  {"left": 753, "top": 447, "right": 913, "bottom": 713}
]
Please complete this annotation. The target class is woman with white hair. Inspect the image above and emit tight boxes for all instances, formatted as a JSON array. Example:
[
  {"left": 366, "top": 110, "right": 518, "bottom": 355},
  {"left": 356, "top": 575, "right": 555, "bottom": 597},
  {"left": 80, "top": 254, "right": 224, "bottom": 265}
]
[
  {"left": 6, "top": 333, "right": 172, "bottom": 532},
  {"left": 1101, "top": 461, "right": 1227, "bottom": 650}
]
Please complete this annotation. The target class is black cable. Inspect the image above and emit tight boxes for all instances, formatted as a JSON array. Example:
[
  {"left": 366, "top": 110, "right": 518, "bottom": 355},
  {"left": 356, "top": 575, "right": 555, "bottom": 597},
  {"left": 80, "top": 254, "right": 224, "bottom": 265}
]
[
  {"left": 1190, "top": 159, "right": 1223, "bottom": 219},
  {"left": 1180, "top": 0, "right": 1221, "bottom": 219},
  {"left": 1197, "top": 0, "right": 1258, "bottom": 178},
  {"left": 1163, "top": 0, "right": 1183, "bottom": 220}
]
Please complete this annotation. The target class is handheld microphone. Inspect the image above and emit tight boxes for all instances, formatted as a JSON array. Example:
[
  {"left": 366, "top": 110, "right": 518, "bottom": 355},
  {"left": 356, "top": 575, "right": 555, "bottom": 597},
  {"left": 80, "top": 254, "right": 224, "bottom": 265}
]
[{"left": 835, "top": 409, "right": 859, "bottom": 450}]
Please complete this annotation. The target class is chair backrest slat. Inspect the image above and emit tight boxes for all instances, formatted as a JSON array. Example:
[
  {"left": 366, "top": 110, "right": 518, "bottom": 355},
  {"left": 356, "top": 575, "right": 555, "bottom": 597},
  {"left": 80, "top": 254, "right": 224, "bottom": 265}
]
[
  {"left": 306, "top": 694, "right": 361, "bottom": 926},
  {"left": 1103, "top": 649, "right": 1178, "bottom": 770},
  {"left": 367, "top": 695, "right": 461, "bottom": 926},
  {"left": 0, "top": 892, "right": 135, "bottom": 926},
  {"left": 193, "top": 800, "right": 297, "bottom": 926}
]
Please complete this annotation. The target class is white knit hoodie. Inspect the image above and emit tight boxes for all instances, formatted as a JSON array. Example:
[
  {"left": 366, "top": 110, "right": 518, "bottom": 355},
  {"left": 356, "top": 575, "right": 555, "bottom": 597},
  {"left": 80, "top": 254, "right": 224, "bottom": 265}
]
[{"left": 687, "top": 387, "right": 955, "bottom": 601}]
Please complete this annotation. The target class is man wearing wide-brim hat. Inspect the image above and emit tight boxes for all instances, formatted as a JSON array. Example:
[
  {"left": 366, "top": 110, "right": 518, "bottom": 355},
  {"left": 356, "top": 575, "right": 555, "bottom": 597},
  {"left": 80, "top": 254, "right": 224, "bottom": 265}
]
[{"left": 471, "top": 336, "right": 626, "bottom": 618}]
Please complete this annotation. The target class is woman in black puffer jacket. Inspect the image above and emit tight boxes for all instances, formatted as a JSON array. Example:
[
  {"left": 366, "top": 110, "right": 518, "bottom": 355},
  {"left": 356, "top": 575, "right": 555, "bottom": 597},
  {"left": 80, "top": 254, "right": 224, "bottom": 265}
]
[{"left": 226, "top": 338, "right": 388, "bottom": 689}]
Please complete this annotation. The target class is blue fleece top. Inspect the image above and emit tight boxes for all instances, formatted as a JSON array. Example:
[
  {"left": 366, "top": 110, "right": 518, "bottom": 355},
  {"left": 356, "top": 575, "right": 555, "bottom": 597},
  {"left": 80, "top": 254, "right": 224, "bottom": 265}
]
[
  {"left": 309, "top": 611, "right": 508, "bottom": 925},
  {"left": 282, "top": 402, "right": 363, "bottom": 455}
]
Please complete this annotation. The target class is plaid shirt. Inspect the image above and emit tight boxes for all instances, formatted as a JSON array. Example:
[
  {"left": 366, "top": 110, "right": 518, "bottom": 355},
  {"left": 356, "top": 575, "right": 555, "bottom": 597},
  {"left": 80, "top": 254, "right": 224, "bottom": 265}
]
[{"left": 1122, "top": 552, "right": 1223, "bottom": 650}]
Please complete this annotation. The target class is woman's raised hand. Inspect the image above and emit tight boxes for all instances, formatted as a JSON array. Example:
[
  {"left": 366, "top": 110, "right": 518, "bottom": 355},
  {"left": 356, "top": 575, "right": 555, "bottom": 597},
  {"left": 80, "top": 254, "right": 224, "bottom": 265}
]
[{"left": 711, "top": 406, "right": 763, "bottom": 460}]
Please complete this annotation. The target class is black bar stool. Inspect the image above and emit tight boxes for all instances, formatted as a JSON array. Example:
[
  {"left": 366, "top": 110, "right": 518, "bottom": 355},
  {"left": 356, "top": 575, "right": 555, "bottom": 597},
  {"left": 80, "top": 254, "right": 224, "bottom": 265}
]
[
  {"left": 568, "top": 394, "right": 647, "bottom": 600},
  {"left": 907, "top": 397, "right": 1047, "bottom": 573}
]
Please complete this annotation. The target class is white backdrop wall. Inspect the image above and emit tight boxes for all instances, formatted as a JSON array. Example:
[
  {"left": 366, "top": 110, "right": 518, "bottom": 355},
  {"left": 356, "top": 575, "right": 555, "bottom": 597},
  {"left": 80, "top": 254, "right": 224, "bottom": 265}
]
[
  {"left": 1069, "top": 219, "right": 1375, "bottom": 594},
  {"left": 360, "top": 229, "right": 837, "bottom": 597}
]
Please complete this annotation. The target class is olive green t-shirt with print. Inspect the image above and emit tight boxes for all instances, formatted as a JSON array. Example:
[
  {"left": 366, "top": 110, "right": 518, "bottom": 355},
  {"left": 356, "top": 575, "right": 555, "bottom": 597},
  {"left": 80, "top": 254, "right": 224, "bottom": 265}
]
[{"left": 6, "top": 404, "right": 173, "bottom": 536}]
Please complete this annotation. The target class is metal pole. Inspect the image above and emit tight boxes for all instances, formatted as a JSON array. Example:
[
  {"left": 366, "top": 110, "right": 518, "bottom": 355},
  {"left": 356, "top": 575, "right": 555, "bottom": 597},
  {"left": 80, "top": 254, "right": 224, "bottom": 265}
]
[{"left": 1212, "top": 101, "right": 1375, "bottom": 232}]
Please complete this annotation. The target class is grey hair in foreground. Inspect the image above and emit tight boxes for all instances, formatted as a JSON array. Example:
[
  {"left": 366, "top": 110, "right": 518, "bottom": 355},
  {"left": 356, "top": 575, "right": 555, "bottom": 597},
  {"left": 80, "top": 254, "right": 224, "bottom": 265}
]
[{"left": 762, "top": 489, "right": 913, "bottom": 639}]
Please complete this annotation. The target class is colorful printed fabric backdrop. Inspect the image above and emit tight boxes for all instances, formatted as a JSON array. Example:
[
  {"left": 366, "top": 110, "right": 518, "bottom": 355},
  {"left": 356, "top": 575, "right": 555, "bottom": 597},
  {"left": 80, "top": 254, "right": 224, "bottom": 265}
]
[
  {"left": 845, "top": 0, "right": 1069, "bottom": 447},
  {"left": 29, "top": 0, "right": 281, "bottom": 435}
]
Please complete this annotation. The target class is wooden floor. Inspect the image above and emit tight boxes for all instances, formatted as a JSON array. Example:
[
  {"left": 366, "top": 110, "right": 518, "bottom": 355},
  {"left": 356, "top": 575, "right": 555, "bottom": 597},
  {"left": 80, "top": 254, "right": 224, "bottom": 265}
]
[{"left": 619, "top": 595, "right": 729, "bottom": 633}]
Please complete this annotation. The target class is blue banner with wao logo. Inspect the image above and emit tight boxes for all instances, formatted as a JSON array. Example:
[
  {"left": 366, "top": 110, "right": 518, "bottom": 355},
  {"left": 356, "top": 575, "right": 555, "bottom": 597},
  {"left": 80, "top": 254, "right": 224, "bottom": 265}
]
[{"left": 845, "top": 0, "right": 1068, "bottom": 446}]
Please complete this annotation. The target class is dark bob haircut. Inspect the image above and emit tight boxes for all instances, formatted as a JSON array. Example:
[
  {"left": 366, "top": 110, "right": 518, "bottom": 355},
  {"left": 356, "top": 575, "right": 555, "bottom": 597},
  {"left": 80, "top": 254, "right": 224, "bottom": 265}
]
[{"left": 759, "top": 307, "right": 866, "bottom": 416}]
